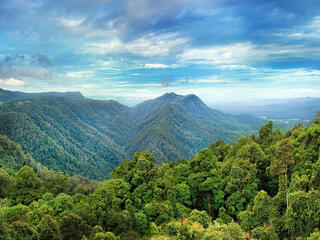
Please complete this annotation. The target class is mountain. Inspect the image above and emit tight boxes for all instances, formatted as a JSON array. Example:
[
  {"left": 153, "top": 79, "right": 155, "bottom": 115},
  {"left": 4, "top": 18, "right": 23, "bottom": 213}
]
[
  {"left": 0, "top": 135, "right": 33, "bottom": 171},
  {"left": 0, "top": 89, "right": 266, "bottom": 179},
  {"left": 0, "top": 88, "right": 85, "bottom": 102},
  {"left": 213, "top": 97, "right": 320, "bottom": 121},
  {"left": 127, "top": 93, "right": 264, "bottom": 162}
]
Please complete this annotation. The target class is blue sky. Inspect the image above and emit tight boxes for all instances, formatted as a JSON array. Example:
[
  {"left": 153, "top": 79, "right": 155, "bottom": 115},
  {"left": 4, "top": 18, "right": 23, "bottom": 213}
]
[{"left": 0, "top": 0, "right": 320, "bottom": 106}]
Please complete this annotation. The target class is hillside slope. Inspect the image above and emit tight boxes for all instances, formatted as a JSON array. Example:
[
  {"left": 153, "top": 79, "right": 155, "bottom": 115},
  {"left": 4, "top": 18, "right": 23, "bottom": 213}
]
[
  {"left": 0, "top": 96, "right": 127, "bottom": 179},
  {"left": 0, "top": 89, "right": 266, "bottom": 178},
  {"left": 127, "top": 93, "right": 265, "bottom": 163}
]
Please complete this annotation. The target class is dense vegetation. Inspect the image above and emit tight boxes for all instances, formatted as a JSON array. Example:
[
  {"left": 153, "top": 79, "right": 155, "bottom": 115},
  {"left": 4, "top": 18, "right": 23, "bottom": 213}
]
[
  {"left": 1, "top": 113, "right": 320, "bottom": 239},
  {"left": 0, "top": 89, "right": 265, "bottom": 179}
]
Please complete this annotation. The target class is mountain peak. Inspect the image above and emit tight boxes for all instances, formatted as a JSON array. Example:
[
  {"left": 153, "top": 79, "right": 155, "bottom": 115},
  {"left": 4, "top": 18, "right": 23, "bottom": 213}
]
[
  {"left": 43, "top": 91, "right": 85, "bottom": 99},
  {"left": 158, "top": 92, "right": 181, "bottom": 100},
  {"left": 155, "top": 92, "right": 206, "bottom": 107},
  {"left": 164, "top": 92, "right": 179, "bottom": 97},
  {"left": 183, "top": 93, "right": 200, "bottom": 100},
  {"left": 182, "top": 94, "right": 206, "bottom": 106}
]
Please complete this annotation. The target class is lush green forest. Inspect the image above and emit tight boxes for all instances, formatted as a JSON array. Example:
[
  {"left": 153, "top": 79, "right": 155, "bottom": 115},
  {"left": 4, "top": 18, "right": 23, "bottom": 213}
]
[
  {"left": 1, "top": 113, "right": 320, "bottom": 239},
  {"left": 0, "top": 89, "right": 265, "bottom": 179}
]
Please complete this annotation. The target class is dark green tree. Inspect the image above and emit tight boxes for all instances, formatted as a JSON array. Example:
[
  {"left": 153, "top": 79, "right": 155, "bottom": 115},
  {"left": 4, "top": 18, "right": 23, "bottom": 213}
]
[
  {"left": 9, "top": 166, "right": 42, "bottom": 205},
  {"left": 59, "top": 214, "right": 91, "bottom": 240}
]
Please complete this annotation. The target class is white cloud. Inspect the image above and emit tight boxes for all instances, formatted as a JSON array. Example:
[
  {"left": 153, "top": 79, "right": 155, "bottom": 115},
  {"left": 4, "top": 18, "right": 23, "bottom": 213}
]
[
  {"left": 291, "top": 88, "right": 320, "bottom": 94},
  {"left": 58, "top": 17, "right": 84, "bottom": 28},
  {"left": 0, "top": 54, "right": 61, "bottom": 84},
  {"left": 217, "top": 64, "right": 256, "bottom": 70},
  {"left": 181, "top": 75, "right": 226, "bottom": 84},
  {"left": 284, "top": 16, "right": 320, "bottom": 39},
  {"left": 144, "top": 63, "right": 178, "bottom": 69},
  {"left": 258, "top": 68, "right": 320, "bottom": 83},
  {"left": 0, "top": 78, "right": 27, "bottom": 87},
  {"left": 82, "top": 33, "right": 188, "bottom": 57},
  {"left": 104, "top": 81, "right": 161, "bottom": 87},
  {"left": 179, "top": 42, "right": 320, "bottom": 66},
  {"left": 66, "top": 71, "right": 93, "bottom": 78},
  {"left": 179, "top": 42, "right": 259, "bottom": 65}
]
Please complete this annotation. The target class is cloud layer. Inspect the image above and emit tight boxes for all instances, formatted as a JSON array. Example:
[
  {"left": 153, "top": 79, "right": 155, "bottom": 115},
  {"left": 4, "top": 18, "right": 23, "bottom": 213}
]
[{"left": 0, "top": 0, "right": 320, "bottom": 105}]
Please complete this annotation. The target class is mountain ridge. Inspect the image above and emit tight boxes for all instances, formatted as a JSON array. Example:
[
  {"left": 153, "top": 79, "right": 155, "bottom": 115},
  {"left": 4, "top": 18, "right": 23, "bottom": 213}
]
[{"left": 0, "top": 88, "right": 266, "bottom": 179}]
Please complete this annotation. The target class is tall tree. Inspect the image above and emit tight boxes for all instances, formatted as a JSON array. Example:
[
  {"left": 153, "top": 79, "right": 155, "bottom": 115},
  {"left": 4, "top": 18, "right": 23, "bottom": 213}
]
[
  {"left": 9, "top": 166, "right": 42, "bottom": 205},
  {"left": 270, "top": 139, "right": 294, "bottom": 209}
]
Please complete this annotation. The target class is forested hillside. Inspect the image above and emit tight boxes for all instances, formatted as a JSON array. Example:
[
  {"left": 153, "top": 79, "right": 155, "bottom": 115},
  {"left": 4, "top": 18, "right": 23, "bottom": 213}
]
[
  {"left": 0, "top": 89, "right": 265, "bottom": 179},
  {"left": 1, "top": 115, "right": 320, "bottom": 239}
]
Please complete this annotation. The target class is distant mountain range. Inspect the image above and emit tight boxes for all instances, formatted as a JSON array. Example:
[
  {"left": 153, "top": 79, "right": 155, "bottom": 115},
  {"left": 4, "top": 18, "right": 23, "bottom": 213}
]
[
  {"left": 0, "top": 88, "right": 265, "bottom": 179},
  {"left": 213, "top": 97, "right": 320, "bottom": 121}
]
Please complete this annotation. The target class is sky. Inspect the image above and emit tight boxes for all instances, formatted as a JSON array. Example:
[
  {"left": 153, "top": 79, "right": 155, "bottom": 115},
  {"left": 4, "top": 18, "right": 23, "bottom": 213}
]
[{"left": 0, "top": 0, "right": 320, "bottom": 106}]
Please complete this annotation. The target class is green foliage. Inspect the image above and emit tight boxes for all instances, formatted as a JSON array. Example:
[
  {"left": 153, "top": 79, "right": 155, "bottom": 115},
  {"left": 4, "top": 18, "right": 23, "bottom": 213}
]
[
  {"left": 94, "top": 232, "right": 117, "bottom": 240},
  {"left": 0, "top": 91, "right": 265, "bottom": 179},
  {"left": 285, "top": 190, "right": 320, "bottom": 238},
  {"left": 59, "top": 214, "right": 91, "bottom": 240},
  {"left": 2, "top": 111, "right": 320, "bottom": 240},
  {"left": 251, "top": 225, "right": 278, "bottom": 240},
  {"left": 221, "top": 156, "right": 258, "bottom": 217},
  {"left": 50, "top": 193, "right": 74, "bottom": 217},
  {"left": 0, "top": 168, "right": 13, "bottom": 198},
  {"left": 134, "top": 212, "right": 149, "bottom": 234},
  {"left": 308, "top": 230, "right": 320, "bottom": 240},
  {"left": 165, "top": 218, "right": 206, "bottom": 240},
  {"left": 204, "top": 221, "right": 247, "bottom": 240},
  {"left": 9, "top": 220, "right": 39, "bottom": 240},
  {"left": 143, "top": 200, "right": 174, "bottom": 225},
  {"left": 9, "top": 166, "right": 42, "bottom": 205},
  {"left": 189, "top": 209, "right": 212, "bottom": 228},
  {"left": 259, "top": 121, "right": 274, "bottom": 149},
  {"left": 147, "top": 222, "right": 159, "bottom": 236},
  {"left": 43, "top": 171, "right": 71, "bottom": 196},
  {"left": 37, "top": 215, "right": 61, "bottom": 240},
  {"left": 0, "top": 218, "right": 10, "bottom": 240},
  {"left": 239, "top": 190, "right": 277, "bottom": 231},
  {"left": 0, "top": 135, "right": 32, "bottom": 171},
  {"left": 91, "top": 179, "right": 130, "bottom": 227}
]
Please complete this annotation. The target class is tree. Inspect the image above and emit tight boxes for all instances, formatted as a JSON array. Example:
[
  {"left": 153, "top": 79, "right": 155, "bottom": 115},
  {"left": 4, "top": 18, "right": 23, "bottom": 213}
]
[
  {"left": 59, "top": 214, "right": 91, "bottom": 240},
  {"left": 188, "top": 148, "right": 224, "bottom": 216},
  {"left": 9, "top": 166, "right": 42, "bottom": 205},
  {"left": 134, "top": 212, "right": 149, "bottom": 235},
  {"left": 239, "top": 190, "right": 278, "bottom": 235},
  {"left": 10, "top": 220, "right": 39, "bottom": 240},
  {"left": 91, "top": 179, "right": 130, "bottom": 227},
  {"left": 111, "top": 152, "right": 158, "bottom": 208},
  {"left": 308, "top": 230, "right": 320, "bottom": 240},
  {"left": 37, "top": 215, "right": 61, "bottom": 240},
  {"left": 313, "top": 111, "right": 320, "bottom": 124},
  {"left": 235, "top": 140, "right": 269, "bottom": 190},
  {"left": 94, "top": 232, "right": 117, "bottom": 240},
  {"left": 221, "top": 157, "right": 258, "bottom": 217},
  {"left": 143, "top": 200, "right": 174, "bottom": 225},
  {"left": 285, "top": 190, "right": 320, "bottom": 238},
  {"left": 259, "top": 121, "right": 274, "bottom": 149},
  {"left": 50, "top": 193, "right": 74, "bottom": 217},
  {"left": 43, "top": 171, "right": 70, "bottom": 196},
  {"left": 0, "top": 219, "right": 9, "bottom": 240},
  {"left": 270, "top": 139, "right": 294, "bottom": 209},
  {"left": 0, "top": 168, "right": 12, "bottom": 198},
  {"left": 189, "top": 209, "right": 212, "bottom": 228},
  {"left": 251, "top": 225, "right": 278, "bottom": 240},
  {"left": 210, "top": 140, "right": 231, "bottom": 162},
  {"left": 204, "top": 221, "right": 247, "bottom": 240}
]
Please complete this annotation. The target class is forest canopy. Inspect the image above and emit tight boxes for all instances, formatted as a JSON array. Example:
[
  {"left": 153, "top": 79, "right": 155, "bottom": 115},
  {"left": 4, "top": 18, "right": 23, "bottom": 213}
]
[{"left": 1, "top": 115, "right": 320, "bottom": 239}]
